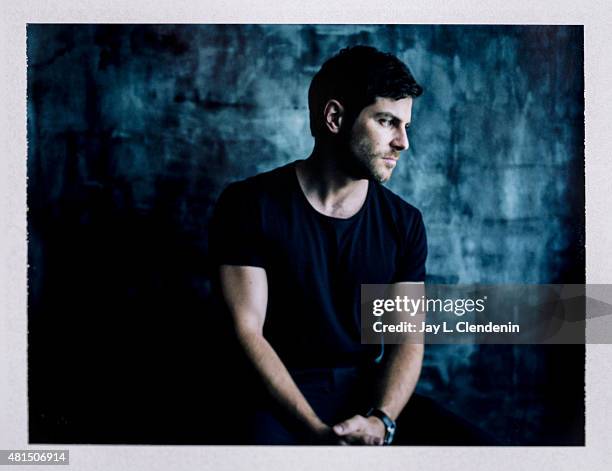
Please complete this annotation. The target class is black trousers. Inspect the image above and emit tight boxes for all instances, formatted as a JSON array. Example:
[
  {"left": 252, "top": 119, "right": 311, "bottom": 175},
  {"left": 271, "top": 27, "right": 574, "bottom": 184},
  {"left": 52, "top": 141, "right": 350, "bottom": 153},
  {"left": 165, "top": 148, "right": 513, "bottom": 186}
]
[{"left": 247, "top": 366, "right": 497, "bottom": 445}]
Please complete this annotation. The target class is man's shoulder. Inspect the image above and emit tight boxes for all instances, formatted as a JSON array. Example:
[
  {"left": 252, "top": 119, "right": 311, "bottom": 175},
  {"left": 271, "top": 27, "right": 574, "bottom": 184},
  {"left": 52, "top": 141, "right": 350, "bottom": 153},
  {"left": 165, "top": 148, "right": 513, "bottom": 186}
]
[
  {"left": 372, "top": 181, "right": 423, "bottom": 221},
  {"left": 221, "top": 162, "right": 295, "bottom": 198}
]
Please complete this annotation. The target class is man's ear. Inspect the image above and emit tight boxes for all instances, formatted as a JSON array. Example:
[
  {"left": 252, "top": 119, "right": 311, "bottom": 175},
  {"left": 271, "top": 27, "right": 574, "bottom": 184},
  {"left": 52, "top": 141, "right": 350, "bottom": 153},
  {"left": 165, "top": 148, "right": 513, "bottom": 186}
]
[{"left": 323, "top": 99, "right": 344, "bottom": 134}]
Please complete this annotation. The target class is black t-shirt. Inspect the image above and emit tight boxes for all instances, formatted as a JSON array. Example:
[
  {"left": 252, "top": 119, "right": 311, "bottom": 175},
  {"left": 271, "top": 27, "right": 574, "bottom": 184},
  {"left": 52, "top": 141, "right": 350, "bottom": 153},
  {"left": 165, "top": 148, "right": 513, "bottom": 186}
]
[{"left": 210, "top": 161, "right": 427, "bottom": 368}]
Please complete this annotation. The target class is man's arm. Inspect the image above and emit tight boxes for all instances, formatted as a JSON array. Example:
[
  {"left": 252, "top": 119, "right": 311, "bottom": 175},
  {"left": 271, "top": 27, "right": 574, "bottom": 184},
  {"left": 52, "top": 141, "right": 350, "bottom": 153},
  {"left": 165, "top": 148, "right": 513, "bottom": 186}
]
[
  {"left": 333, "top": 344, "right": 423, "bottom": 444},
  {"left": 370, "top": 281, "right": 425, "bottom": 419},
  {"left": 220, "top": 264, "right": 339, "bottom": 444},
  {"left": 333, "top": 282, "right": 425, "bottom": 444}
]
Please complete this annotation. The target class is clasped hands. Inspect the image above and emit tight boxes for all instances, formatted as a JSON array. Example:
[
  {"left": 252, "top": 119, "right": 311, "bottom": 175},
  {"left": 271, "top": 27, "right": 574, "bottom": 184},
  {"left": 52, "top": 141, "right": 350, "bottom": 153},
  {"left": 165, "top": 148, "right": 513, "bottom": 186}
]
[{"left": 315, "top": 414, "right": 386, "bottom": 445}]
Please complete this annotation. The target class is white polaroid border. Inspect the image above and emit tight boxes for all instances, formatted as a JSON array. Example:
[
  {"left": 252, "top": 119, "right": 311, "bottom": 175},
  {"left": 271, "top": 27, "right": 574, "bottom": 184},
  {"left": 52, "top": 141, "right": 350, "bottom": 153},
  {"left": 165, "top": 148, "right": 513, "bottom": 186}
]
[{"left": 1, "top": 1, "right": 611, "bottom": 470}]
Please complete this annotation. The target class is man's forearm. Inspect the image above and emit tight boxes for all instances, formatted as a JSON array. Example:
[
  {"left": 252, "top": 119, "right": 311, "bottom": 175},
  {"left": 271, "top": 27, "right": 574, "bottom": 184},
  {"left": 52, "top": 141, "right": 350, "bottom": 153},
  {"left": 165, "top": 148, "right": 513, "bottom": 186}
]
[
  {"left": 372, "top": 343, "right": 424, "bottom": 420},
  {"left": 331, "top": 342, "right": 423, "bottom": 444},
  {"left": 236, "top": 327, "right": 328, "bottom": 435},
  {"left": 373, "top": 282, "right": 426, "bottom": 420}
]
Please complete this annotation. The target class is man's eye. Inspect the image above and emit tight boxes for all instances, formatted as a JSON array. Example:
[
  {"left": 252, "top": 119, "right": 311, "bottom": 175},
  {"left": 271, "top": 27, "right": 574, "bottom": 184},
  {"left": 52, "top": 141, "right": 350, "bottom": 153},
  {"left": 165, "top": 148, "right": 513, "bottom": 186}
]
[{"left": 379, "top": 119, "right": 391, "bottom": 126}]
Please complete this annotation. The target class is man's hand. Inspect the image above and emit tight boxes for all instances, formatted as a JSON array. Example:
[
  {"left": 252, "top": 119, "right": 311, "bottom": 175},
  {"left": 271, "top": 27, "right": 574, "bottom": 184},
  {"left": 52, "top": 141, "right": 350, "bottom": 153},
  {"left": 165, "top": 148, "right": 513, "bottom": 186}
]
[
  {"left": 306, "top": 423, "right": 351, "bottom": 445},
  {"left": 332, "top": 415, "right": 386, "bottom": 445}
]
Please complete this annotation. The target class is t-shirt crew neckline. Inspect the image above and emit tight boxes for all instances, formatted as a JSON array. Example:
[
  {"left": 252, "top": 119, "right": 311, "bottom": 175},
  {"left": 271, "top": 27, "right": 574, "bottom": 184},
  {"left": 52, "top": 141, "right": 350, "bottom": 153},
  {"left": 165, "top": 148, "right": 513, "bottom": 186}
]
[{"left": 291, "top": 160, "right": 371, "bottom": 223}]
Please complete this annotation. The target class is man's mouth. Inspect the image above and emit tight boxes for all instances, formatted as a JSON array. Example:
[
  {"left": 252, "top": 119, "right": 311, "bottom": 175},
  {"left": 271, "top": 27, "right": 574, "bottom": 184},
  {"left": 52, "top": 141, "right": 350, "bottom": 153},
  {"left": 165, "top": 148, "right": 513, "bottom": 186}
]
[{"left": 382, "top": 156, "right": 398, "bottom": 167}]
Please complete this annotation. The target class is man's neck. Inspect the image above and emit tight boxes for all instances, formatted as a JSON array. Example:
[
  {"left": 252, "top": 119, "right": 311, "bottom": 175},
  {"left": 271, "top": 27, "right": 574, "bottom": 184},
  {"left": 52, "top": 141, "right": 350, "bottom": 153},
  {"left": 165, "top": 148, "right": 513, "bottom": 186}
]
[{"left": 295, "top": 146, "right": 369, "bottom": 219}]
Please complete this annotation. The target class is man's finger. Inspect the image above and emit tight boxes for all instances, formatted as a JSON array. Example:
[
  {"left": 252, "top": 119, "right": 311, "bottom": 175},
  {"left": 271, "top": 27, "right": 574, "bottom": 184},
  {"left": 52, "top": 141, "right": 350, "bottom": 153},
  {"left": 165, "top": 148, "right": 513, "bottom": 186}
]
[
  {"left": 339, "top": 433, "right": 364, "bottom": 445},
  {"left": 340, "top": 432, "right": 382, "bottom": 446},
  {"left": 333, "top": 415, "right": 364, "bottom": 435},
  {"left": 364, "top": 434, "right": 383, "bottom": 446}
]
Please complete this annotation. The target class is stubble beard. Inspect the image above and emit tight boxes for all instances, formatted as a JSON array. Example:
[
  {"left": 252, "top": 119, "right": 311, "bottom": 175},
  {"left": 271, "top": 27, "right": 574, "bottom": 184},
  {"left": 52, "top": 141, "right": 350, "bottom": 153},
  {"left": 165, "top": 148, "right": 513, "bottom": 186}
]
[{"left": 349, "top": 139, "right": 395, "bottom": 183}]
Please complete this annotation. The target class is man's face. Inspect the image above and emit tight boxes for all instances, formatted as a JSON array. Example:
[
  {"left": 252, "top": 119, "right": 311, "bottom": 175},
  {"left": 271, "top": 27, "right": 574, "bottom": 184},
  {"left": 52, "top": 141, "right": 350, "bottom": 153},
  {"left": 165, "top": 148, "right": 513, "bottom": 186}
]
[{"left": 347, "top": 96, "right": 413, "bottom": 183}]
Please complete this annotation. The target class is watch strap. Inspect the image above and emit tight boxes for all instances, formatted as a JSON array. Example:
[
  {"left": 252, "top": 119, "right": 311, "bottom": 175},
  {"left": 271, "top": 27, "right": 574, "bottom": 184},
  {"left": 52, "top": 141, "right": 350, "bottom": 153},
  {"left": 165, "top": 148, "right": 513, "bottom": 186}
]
[{"left": 366, "top": 407, "right": 396, "bottom": 445}]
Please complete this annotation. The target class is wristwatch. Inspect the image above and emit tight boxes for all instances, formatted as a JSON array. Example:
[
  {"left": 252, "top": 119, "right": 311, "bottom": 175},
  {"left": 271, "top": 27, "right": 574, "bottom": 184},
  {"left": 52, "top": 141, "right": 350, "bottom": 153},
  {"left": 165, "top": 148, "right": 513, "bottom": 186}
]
[{"left": 366, "top": 408, "right": 396, "bottom": 445}]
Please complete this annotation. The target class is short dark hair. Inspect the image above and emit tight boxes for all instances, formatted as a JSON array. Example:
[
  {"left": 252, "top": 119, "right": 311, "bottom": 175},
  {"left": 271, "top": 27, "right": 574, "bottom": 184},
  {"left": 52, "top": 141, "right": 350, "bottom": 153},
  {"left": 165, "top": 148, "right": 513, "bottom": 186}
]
[{"left": 308, "top": 45, "right": 423, "bottom": 137}]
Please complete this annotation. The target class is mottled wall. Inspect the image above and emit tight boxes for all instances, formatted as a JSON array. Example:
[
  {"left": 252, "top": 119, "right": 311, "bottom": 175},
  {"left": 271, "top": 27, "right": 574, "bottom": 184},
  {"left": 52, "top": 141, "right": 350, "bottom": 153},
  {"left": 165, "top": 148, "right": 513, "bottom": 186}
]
[{"left": 27, "top": 25, "right": 584, "bottom": 444}]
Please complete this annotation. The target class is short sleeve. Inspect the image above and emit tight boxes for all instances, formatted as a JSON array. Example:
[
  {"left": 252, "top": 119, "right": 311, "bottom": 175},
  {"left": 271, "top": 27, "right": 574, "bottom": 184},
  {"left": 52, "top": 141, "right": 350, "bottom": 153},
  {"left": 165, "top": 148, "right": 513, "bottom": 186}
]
[
  {"left": 392, "top": 210, "right": 427, "bottom": 282},
  {"left": 208, "top": 182, "right": 267, "bottom": 268}
]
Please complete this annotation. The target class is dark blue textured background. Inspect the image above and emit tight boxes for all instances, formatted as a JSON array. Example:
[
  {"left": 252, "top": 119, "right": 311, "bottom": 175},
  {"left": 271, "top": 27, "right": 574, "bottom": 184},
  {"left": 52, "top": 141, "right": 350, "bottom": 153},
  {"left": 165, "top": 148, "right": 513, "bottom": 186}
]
[{"left": 27, "top": 24, "right": 584, "bottom": 444}]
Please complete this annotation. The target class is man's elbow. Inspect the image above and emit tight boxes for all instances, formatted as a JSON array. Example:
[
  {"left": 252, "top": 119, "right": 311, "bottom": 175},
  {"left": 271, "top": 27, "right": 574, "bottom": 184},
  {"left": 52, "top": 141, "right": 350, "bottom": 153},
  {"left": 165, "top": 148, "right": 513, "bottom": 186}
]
[
  {"left": 410, "top": 343, "right": 425, "bottom": 360},
  {"left": 233, "top": 315, "right": 265, "bottom": 344},
  {"left": 394, "top": 342, "right": 424, "bottom": 361}
]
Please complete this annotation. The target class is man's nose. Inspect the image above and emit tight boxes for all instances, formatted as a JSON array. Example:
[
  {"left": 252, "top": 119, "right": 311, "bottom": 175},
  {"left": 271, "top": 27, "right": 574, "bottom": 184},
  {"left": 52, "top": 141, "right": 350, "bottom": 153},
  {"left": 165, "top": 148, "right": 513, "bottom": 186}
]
[{"left": 391, "top": 127, "right": 409, "bottom": 151}]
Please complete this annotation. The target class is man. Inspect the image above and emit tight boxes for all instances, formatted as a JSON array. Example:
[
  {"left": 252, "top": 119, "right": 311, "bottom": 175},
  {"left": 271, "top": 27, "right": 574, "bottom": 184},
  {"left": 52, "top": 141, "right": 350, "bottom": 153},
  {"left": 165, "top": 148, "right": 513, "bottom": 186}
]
[{"left": 210, "top": 45, "right": 427, "bottom": 445}]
